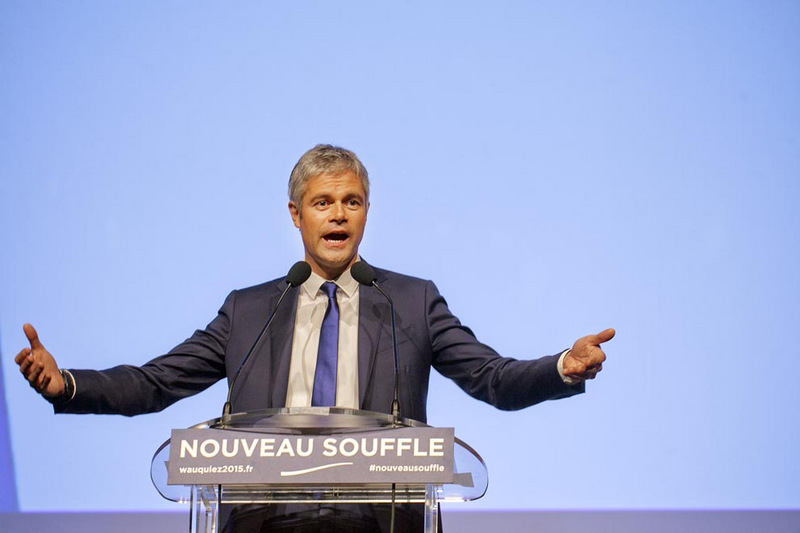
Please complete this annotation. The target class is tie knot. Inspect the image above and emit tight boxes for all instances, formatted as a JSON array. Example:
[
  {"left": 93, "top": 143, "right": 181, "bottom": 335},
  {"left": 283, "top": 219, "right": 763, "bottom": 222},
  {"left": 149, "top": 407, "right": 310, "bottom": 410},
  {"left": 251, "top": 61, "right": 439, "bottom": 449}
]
[{"left": 321, "top": 282, "right": 337, "bottom": 300}]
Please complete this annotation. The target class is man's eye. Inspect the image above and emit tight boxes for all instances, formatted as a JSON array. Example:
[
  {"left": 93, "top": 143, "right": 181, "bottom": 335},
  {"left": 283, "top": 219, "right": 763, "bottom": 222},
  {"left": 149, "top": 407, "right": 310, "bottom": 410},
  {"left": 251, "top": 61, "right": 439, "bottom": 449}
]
[{"left": 317, "top": 200, "right": 328, "bottom": 207}]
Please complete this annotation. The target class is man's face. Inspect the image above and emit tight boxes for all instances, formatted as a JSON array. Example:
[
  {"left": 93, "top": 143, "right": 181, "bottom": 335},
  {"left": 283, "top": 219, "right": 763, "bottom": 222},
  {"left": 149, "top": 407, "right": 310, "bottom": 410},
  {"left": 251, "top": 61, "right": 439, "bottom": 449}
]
[{"left": 289, "top": 171, "right": 369, "bottom": 280}]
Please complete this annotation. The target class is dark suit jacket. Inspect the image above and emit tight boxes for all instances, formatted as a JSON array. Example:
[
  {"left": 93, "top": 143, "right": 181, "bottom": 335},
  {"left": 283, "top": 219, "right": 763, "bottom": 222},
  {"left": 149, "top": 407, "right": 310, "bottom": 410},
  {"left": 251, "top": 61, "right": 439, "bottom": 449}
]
[
  {"left": 59, "top": 266, "right": 583, "bottom": 419},
  {"left": 57, "top": 265, "right": 586, "bottom": 531}
]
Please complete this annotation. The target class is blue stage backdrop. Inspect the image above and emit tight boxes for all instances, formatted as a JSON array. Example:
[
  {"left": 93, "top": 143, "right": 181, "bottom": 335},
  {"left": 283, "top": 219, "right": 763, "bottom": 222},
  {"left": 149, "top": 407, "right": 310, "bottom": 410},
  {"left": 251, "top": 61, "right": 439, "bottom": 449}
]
[
  {"left": 1, "top": 0, "right": 798, "bottom": 515},
  {"left": 0, "top": 335, "right": 19, "bottom": 512}
]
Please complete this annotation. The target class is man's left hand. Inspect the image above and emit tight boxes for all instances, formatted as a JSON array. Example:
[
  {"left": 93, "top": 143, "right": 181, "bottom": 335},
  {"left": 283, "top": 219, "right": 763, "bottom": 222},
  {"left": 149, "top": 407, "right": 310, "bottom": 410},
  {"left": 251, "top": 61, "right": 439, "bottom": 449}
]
[{"left": 563, "top": 328, "right": 615, "bottom": 380}]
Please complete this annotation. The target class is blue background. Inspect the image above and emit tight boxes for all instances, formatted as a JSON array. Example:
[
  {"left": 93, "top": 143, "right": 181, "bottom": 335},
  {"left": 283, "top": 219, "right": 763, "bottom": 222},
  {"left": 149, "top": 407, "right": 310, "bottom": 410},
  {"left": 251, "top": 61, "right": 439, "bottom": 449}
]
[{"left": 1, "top": 0, "right": 798, "bottom": 512}]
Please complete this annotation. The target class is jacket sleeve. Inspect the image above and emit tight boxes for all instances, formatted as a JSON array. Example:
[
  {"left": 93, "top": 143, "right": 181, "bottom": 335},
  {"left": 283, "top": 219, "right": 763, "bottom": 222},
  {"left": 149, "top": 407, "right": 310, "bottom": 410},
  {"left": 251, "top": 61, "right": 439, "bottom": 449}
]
[
  {"left": 55, "top": 291, "right": 235, "bottom": 416},
  {"left": 425, "top": 280, "right": 584, "bottom": 410}
]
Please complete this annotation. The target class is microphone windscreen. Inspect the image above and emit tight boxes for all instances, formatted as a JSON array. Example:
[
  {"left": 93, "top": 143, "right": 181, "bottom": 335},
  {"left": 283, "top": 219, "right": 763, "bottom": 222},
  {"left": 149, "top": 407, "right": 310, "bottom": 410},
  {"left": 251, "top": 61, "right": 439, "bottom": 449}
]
[
  {"left": 351, "top": 261, "right": 377, "bottom": 285},
  {"left": 286, "top": 261, "right": 312, "bottom": 287}
]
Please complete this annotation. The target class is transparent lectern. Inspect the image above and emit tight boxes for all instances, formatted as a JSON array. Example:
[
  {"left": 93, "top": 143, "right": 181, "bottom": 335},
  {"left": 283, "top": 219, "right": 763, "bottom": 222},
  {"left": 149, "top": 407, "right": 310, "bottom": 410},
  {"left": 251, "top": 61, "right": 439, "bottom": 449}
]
[{"left": 151, "top": 407, "right": 487, "bottom": 533}]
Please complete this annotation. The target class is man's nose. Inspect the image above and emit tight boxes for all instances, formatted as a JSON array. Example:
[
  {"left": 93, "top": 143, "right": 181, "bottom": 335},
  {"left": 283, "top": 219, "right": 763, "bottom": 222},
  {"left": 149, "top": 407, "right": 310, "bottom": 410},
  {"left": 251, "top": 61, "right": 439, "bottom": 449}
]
[{"left": 329, "top": 201, "right": 347, "bottom": 221}]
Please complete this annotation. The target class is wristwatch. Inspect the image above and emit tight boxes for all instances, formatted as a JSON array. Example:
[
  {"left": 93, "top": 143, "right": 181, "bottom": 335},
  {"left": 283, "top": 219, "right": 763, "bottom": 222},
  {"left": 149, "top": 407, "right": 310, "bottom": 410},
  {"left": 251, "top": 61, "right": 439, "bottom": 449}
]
[
  {"left": 60, "top": 369, "right": 75, "bottom": 400},
  {"left": 46, "top": 369, "right": 76, "bottom": 405}
]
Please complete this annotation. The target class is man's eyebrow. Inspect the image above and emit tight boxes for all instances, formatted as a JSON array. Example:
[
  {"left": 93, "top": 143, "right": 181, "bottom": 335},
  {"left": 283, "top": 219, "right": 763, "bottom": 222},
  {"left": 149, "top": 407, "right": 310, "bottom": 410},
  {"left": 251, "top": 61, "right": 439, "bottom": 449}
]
[{"left": 307, "top": 193, "right": 331, "bottom": 202}]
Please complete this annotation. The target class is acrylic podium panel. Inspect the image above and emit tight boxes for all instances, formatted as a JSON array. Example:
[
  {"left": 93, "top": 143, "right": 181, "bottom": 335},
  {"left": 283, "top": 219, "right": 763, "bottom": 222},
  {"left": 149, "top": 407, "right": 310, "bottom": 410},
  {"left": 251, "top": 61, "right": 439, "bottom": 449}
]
[{"left": 151, "top": 408, "right": 487, "bottom": 533}]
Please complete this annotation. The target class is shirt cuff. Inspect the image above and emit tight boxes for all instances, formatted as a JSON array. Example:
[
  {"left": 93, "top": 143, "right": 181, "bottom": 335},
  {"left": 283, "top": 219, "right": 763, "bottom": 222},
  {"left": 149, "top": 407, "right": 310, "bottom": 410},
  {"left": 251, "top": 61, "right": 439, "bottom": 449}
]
[{"left": 557, "top": 349, "right": 581, "bottom": 385}]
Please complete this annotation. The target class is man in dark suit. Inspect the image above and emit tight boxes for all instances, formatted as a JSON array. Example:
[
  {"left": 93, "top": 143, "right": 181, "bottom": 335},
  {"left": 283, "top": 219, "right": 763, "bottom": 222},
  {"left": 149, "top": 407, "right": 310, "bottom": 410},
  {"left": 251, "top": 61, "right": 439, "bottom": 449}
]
[{"left": 16, "top": 144, "right": 614, "bottom": 531}]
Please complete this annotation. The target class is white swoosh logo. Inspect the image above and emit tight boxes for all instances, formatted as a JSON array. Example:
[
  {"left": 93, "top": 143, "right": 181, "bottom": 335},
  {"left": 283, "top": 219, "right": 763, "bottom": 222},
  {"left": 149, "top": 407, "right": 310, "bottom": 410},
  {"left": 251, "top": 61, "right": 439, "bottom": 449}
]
[{"left": 280, "top": 462, "right": 353, "bottom": 477}]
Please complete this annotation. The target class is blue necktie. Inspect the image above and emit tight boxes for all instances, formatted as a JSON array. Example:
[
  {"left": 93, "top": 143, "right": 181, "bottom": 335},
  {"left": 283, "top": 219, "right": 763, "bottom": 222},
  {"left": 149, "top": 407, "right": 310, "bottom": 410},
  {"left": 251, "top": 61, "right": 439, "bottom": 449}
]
[{"left": 312, "top": 282, "right": 339, "bottom": 406}]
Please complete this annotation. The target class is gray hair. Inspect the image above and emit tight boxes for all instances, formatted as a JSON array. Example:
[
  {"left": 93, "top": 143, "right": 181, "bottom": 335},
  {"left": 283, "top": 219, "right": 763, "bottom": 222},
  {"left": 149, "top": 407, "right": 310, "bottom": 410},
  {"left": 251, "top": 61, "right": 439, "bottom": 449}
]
[{"left": 288, "top": 144, "right": 370, "bottom": 207}]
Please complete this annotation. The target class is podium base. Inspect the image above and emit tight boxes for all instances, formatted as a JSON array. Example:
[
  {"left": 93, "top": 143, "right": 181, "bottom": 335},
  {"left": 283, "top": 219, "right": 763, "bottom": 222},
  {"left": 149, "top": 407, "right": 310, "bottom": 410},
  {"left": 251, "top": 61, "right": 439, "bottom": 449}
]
[{"left": 191, "top": 489, "right": 441, "bottom": 533}]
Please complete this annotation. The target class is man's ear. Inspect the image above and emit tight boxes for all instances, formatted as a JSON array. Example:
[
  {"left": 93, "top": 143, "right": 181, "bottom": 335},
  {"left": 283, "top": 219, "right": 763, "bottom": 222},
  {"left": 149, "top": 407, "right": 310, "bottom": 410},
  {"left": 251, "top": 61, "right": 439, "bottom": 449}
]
[{"left": 289, "top": 201, "right": 301, "bottom": 229}]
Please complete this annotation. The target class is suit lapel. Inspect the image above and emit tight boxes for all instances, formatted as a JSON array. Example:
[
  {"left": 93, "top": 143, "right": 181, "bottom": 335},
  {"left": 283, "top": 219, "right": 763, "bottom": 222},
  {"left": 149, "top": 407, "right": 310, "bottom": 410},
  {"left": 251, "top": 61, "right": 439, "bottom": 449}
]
[
  {"left": 267, "top": 281, "right": 298, "bottom": 407},
  {"left": 357, "top": 268, "right": 391, "bottom": 408}
]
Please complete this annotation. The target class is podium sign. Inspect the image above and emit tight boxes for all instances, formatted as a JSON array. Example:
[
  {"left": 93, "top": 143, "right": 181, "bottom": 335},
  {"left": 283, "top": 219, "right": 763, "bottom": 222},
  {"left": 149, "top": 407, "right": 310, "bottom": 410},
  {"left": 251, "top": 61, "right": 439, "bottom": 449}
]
[
  {"left": 168, "top": 426, "right": 455, "bottom": 485},
  {"left": 152, "top": 408, "right": 487, "bottom": 533}
]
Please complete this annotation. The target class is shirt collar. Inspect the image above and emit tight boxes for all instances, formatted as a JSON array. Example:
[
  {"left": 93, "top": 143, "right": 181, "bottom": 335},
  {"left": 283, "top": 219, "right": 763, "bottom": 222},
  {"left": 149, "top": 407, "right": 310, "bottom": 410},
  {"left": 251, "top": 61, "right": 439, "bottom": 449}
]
[{"left": 300, "top": 260, "right": 360, "bottom": 299}]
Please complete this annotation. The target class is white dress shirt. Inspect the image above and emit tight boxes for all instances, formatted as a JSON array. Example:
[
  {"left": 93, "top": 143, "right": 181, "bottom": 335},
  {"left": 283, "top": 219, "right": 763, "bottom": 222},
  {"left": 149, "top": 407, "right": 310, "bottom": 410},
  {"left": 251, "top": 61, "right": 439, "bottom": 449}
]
[{"left": 285, "top": 268, "right": 360, "bottom": 409}]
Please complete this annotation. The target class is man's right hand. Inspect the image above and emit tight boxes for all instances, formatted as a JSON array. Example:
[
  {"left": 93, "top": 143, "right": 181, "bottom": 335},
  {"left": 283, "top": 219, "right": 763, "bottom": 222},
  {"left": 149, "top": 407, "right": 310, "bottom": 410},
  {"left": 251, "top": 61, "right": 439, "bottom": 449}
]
[{"left": 14, "top": 323, "right": 65, "bottom": 398}]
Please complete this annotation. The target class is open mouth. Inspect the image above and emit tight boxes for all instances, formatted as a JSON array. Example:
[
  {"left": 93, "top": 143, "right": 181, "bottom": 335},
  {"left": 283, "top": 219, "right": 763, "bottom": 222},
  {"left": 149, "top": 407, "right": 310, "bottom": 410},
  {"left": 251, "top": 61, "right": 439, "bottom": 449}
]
[{"left": 323, "top": 232, "right": 349, "bottom": 243}]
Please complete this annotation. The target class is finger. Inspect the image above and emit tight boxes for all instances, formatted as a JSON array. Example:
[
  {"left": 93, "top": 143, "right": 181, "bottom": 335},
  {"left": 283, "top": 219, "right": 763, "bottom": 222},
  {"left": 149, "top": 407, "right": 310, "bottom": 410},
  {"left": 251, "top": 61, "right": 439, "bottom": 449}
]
[
  {"left": 583, "top": 365, "right": 602, "bottom": 380},
  {"left": 564, "top": 361, "right": 590, "bottom": 378},
  {"left": 23, "top": 323, "right": 43, "bottom": 349},
  {"left": 583, "top": 328, "right": 615, "bottom": 346},
  {"left": 15, "top": 347, "right": 32, "bottom": 365},
  {"left": 595, "top": 328, "right": 616, "bottom": 344},
  {"left": 27, "top": 362, "right": 43, "bottom": 386},
  {"left": 590, "top": 346, "right": 607, "bottom": 365},
  {"left": 18, "top": 356, "right": 33, "bottom": 375},
  {"left": 38, "top": 373, "right": 51, "bottom": 392}
]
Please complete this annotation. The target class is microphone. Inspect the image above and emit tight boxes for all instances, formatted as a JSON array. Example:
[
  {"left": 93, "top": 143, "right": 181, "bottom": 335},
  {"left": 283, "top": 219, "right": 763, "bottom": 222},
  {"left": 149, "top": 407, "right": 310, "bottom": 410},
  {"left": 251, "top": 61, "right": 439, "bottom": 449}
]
[
  {"left": 351, "top": 261, "right": 401, "bottom": 421},
  {"left": 352, "top": 262, "right": 404, "bottom": 533},
  {"left": 220, "top": 261, "right": 311, "bottom": 426}
]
